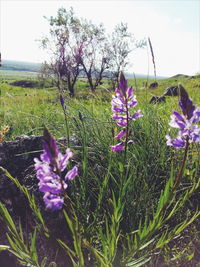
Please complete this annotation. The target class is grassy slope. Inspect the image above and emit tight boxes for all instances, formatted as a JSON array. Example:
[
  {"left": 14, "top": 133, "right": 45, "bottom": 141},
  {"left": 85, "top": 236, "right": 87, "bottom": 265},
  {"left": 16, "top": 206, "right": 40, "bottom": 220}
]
[
  {"left": 0, "top": 73, "right": 199, "bottom": 138},
  {"left": 0, "top": 69, "right": 38, "bottom": 80}
]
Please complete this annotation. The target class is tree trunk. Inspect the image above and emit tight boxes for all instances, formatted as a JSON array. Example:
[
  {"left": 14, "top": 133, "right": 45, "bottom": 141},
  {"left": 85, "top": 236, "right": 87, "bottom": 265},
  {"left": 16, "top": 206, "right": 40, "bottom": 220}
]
[{"left": 67, "top": 80, "right": 75, "bottom": 97}]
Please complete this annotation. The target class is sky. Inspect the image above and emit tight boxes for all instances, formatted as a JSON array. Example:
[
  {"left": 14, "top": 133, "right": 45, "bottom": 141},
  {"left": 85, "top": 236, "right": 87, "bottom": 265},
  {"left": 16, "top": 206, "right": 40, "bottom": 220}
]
[{"left": 0, "top": 0, "right": 200, "bottom": 77}]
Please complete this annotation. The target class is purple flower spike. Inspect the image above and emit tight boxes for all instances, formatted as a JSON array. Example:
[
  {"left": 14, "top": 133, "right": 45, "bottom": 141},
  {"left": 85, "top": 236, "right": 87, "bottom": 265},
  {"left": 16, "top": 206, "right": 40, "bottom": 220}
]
[
  {"left": 111, "top": 72, "right": 142, "bottom": 152},
  {"left": 42, "top": 128, "right": 59, "bottom": 166},
  {"left": 34, "top": 129, "right": 78, "bottom": 210},
  {"left": 179, "top": 84, "right": 196, "bottom": 119},
  {"left": 166, "top": 85, "right": 200, "bottom": 149},
  {"left": 119, "top": 72, "right": 128, "bottom": 93}
]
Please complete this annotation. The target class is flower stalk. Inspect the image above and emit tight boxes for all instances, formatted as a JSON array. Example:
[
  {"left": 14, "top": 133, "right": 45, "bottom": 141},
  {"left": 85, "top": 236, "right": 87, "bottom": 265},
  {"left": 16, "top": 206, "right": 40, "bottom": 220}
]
[
  {"left": 110, "top": 72, "right": 142, "bottom": 158},
  {"left": 166, "top": 84, "right": 200, "bottom": 189},
  {"left": 172, "top": 136, "right": 189, "bottom": 192},
  {"left": 34, "top": 128, "right": 78, "bottom": 210},
  {"left": 59, "top": 93, "right": 70, "bottom": 147}
]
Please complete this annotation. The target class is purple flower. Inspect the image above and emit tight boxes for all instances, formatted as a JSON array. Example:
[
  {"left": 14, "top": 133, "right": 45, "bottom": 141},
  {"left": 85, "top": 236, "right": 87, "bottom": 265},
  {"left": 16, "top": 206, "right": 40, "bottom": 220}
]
[
  {"left": 114, "top": 129, "right": 126, "bottom": 139},
  {"left": 111, "top": 72, "right": 142, "bottom": 152},
  {"left": 65, "top": 166, "right": 78, "bottom": 180},
  {"left": 43, "top": 192, "right": 64, "bottom": 210},
  {"left": 166, "top": 134, "right": 186, "bottom": 149},
  {"left": 110, "top": 142, "right": 124, "bottom": 152},
  {"left": 34, "top": 129, "right": 78, "bottom": 210},
  {"left": 166, "top": 85, "right": 200, "bottom": 149}
]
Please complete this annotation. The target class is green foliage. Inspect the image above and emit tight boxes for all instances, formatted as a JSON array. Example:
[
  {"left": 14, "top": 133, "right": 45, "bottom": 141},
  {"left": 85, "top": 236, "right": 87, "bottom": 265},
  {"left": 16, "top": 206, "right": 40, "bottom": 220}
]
[{"left": 0, "top": 75, "right": 200, "bottom": 266}]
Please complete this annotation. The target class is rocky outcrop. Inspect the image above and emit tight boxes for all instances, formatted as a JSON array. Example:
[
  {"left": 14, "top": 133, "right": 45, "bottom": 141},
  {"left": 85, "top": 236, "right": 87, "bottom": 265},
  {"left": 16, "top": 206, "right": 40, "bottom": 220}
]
[
  {"left": 148, "top": 82, "right": 158, "bottom": 89},
  {"left": 164, "top": 86, "right": 178, "bottom": 96},
  {"left": 149, "top": 95, "right": 166, "bottom": 104}
]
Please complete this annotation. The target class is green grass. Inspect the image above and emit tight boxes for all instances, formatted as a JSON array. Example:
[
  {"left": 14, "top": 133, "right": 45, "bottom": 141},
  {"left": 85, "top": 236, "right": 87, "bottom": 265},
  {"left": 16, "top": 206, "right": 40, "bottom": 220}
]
[
  {"left": 0, "top": 73, "right": 200, "bottom": 266},
  {"left": 1, "top": 75, "right": 199, "bottom": 139},
  {"left": 0, "top": 69, "right": 38, "bottom": 80}
]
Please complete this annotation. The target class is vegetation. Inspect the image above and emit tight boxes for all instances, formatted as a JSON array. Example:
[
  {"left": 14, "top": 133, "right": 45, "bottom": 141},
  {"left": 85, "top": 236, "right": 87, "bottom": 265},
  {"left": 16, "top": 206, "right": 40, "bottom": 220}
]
[
  {"left": 40, "top": 8, "right": 145, "bottom": 96},
  {"left": 0, "top": 67, "right": 200, "bottom": 266}
]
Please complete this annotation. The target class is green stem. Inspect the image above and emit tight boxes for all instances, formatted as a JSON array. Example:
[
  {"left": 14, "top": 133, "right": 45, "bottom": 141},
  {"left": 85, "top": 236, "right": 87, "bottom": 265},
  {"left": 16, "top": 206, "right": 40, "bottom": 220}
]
[
  {"left": 157, "top": 137, "right": 190, "bottom": 217},
  {"left": 58, "top": 77, "right": 70, "bottom": 147},
  {"left": 63, "top": 109, "right": 70, "bottom": 147},
  {"left": 124, "top": 98, "right": 129, "bottom": 163},
  {"left": 172, "top": 136, "right": 189, "bottom": 192}
]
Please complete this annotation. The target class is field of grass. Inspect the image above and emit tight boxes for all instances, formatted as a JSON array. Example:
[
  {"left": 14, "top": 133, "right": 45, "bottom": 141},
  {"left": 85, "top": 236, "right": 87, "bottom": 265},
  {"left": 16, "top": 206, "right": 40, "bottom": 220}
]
[
  {"left": 0, "top": 69, "right": 38, "bottom": 80},
  {"left": 0, "top": 71, "right": 200, "bottom": 266}
]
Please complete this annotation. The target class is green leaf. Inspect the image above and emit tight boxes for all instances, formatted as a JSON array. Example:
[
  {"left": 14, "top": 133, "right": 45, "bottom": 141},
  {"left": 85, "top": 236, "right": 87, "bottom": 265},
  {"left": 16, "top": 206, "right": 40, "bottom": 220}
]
[
  {"left": 0, "top": 245, "right": 10, "bottom": 251},
  {"left": 30, "top": 229, "right": 38, "bottom": 263},
  {"left": 0, "top": 202, "right": 18, "bottom": 236},
  {"left": 126, "top": 256, "right": 151, "bottom": 267},
  {"left": 41, "top": 257, "right": 47, "bottom": 267},
  {"left": 118, "top": 161, "right": 124, "bottom": 173}
]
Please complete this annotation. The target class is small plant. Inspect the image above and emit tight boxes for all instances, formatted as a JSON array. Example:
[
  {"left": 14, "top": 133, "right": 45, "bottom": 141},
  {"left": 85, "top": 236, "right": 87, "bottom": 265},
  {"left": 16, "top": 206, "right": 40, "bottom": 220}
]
[
  {"left": 166, "top": 83, "right": 200, "bottom": 190},
  {"left": 110, "top": 72, "right": 142, "bottom": 155},
  {"left": 34, "top": 128, "right": 78, "bottom": 210},
  {"left": 166, "top": 83, "right": 200, "bottom": 149}
]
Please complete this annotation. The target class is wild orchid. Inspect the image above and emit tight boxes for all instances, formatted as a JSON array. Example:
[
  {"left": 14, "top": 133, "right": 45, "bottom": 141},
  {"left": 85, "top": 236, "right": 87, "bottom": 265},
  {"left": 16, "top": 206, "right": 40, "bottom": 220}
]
[
  {"left": 34, "top": 129, "right": 78, "bottom": 210},
  {"left": 110, "top": 72, "right": 142, "bottom": 153}
]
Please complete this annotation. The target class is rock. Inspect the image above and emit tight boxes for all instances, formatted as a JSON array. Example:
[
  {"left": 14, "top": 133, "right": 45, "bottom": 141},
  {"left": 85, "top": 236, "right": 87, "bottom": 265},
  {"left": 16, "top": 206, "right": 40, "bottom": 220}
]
[
  {"left": 164, "top": 86, "right": 178, "bottom": 96},
  {"left": 148, "top": 82, "right": 158, "bottom": 89},
  {"left": 0, "top": 135, "right": 42, "bottom": 179},
  {"left": 149, "top": 95, "right": 166, "bottom": 104},
  {"left": 10, "top": 80, "right": 39, "bottom": 88}
]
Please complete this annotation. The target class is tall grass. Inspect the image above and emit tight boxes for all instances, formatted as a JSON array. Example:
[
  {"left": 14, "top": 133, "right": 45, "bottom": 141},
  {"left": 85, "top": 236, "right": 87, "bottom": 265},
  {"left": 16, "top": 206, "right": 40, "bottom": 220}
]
[{"left": 0, "top": 76, "right": 200, "bottom": 266}]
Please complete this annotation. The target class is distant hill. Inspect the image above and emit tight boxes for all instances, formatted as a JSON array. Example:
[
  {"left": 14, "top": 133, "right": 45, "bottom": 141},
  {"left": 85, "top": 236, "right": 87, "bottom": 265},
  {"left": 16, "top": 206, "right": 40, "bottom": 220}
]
[
  {"left": 125, "top": 72, "right": 167, "bottom": 79},
  {"left": 1, "top": 59, "right": 168, "bottom": 79},
  {"left": 1, "top": 60, "right": 41, "bottom": 72},
  {"left": 169, "top": 74, "right": 190, "bottom": 79}
]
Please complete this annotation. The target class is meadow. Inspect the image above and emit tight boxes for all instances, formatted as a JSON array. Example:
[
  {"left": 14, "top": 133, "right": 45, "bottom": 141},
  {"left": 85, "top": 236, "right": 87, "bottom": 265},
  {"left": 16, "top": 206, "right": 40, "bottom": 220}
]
[{"left": 0, "top": 71, "right": 200, "bottom": 266}]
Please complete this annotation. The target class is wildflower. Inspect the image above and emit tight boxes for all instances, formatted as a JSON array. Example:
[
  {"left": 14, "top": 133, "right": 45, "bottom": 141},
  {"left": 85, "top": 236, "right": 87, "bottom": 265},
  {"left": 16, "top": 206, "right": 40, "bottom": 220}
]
[
  {"left": 166, "top": 84, "right": 200, "bottom": 149},
  {"left": 110, "top": 72, "right": 142, "bottom": 152},
  {"left": 34, "top": 129, "right": 78, "bottom": 210}
]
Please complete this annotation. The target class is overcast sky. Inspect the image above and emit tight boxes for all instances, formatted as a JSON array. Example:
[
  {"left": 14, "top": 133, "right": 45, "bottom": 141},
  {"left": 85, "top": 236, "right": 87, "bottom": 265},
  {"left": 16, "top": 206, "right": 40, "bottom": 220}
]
[{"left": 1, "top": 0, "right": 200, "bottom": 77}]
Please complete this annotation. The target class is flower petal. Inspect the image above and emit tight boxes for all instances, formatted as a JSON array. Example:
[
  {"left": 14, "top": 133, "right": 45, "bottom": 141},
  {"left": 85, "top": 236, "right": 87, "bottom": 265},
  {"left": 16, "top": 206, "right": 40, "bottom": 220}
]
[
  {"left": 110, "top": 143, "right": 124, "bottom": 152},
  {"left": 114, "top": 129, "right": 126, "bottom": 139},
  {"left": 43, "top": 192, "right": 64, "bottom": 210},
  {"left": 65, "top": 166, "right": 78, "bottom": 180}
]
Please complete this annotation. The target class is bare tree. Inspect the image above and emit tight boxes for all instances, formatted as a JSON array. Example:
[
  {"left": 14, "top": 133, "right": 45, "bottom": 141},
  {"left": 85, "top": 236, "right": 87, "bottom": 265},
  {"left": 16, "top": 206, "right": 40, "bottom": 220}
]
[
  {"left": 40, "top": 8, "right": 83, "bottom": 96},
  {"left": 78, "top": 21, "right": 111, "bottom": 91},
  {"left": 40, "top": 8, "right": 145, "bottom": 94},
  {"left": 108, "top": 23, "right": 146, "bottom": 89}
]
